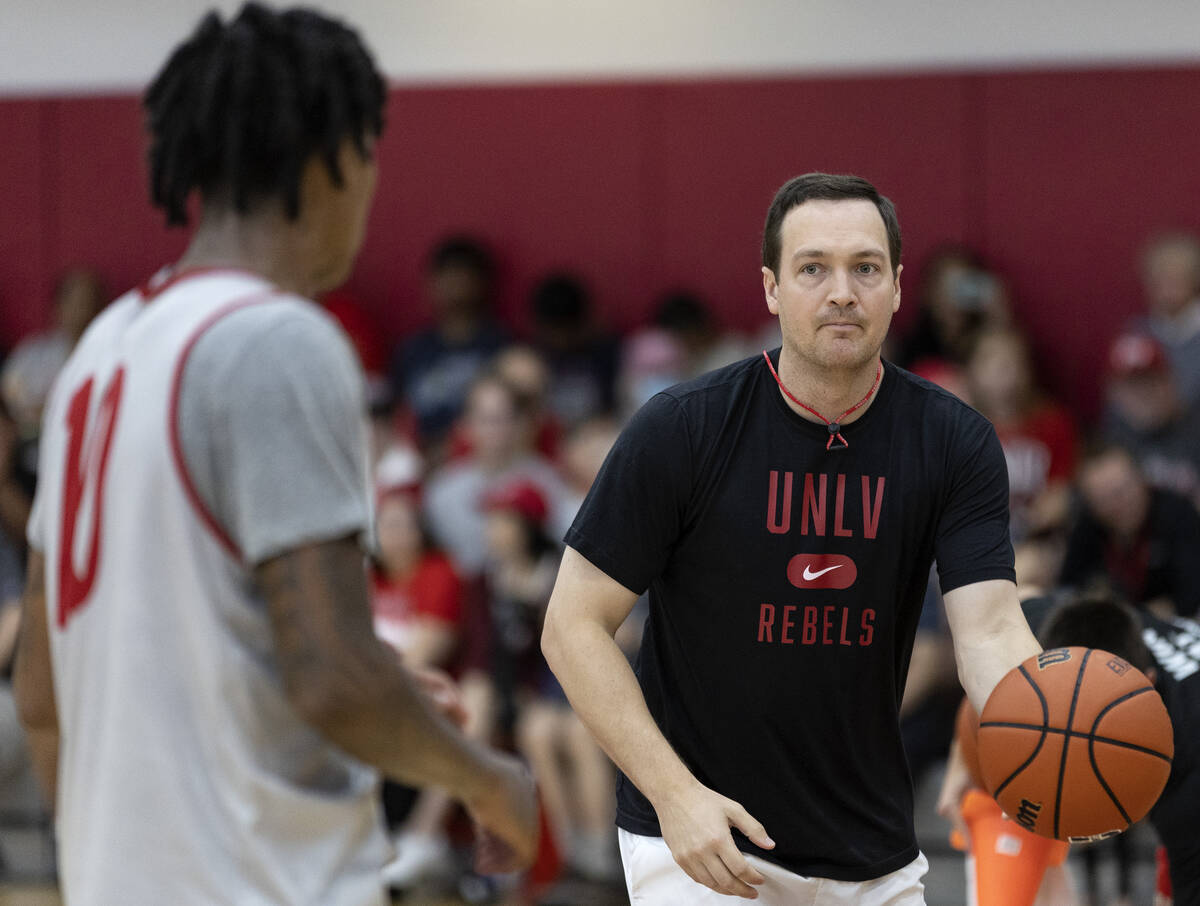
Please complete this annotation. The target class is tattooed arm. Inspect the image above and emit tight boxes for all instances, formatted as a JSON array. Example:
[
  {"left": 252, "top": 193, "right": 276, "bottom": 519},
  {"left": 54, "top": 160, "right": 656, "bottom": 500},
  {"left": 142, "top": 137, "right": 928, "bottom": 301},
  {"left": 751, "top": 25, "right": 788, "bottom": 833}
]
[
  {"left": 256, "top": 537, "right": 538, "bottom": 869},
  {"left": 14, "top": 551, "right": 59, "bottom": 808}
]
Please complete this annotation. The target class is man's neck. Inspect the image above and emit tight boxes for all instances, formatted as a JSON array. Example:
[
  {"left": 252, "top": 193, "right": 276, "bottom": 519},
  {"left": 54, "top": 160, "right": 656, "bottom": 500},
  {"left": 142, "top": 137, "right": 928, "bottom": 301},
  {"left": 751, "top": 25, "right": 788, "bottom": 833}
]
[
  {"left": 773, "top": 347, "right": 884, "bottom": 425},
  {"left": 175, "top": 207, "right": 319, "bottom": 299}
]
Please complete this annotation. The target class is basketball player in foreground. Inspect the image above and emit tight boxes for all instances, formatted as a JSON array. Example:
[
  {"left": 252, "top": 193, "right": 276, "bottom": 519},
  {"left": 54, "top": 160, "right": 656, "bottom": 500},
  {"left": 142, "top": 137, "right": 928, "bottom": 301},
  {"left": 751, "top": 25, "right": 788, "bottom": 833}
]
[
  {"left": 13, "top": 6, "right": 536, "bottom": 904},
  {"left": 542, "top": 173, "right": 1043, "bottom": 903}
]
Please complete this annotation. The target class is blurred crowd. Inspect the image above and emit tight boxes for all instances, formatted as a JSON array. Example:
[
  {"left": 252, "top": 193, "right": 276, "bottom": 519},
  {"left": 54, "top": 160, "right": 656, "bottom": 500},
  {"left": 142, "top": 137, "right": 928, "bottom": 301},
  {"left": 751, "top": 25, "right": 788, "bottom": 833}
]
[{"left": 1, "top": 229, "right": 1199, "bottom": 904}]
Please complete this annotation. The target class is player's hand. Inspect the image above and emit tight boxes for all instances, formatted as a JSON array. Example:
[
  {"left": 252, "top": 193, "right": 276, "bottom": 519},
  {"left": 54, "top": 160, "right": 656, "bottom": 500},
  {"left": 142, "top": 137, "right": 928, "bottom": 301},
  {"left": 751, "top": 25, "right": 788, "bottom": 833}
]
[
  {"left": 656, "top": 781, "right": 775, "bottom": 899},
  {"left": 936, "top": 739, "right": 973, "bottom": 846},
  {"left": 408, "top": 665, "right": 469, "bottom": 728},
  {"left": 464, "top": 751, "right": 539, "bottom": 875}
]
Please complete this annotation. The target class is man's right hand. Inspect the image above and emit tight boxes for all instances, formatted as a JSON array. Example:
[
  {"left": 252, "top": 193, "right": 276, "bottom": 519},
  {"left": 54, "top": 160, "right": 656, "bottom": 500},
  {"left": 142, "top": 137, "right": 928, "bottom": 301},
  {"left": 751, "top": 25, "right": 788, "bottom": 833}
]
[
  {"left": 655, "top": 781, "right": 775, "bottom": 900},
  {"left": 464, "top": 751, "right": 540, "bottom": 875}
]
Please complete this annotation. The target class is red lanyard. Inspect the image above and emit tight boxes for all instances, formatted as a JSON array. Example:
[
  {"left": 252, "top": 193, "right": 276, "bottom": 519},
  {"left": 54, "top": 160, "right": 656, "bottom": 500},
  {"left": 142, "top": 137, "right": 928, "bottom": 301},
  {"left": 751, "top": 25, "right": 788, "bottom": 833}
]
[{"left": 763, "top": 350, "right": 882, "bottom": 450}]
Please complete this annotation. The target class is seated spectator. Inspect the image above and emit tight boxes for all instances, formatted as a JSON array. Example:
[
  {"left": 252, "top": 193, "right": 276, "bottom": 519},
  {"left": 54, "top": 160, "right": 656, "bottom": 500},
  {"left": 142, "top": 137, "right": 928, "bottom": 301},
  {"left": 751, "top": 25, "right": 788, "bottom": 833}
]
[
  {"left": 1059, "top": 442, "right": 1200, "bottom": 617},
  {"left": 560, "top": 416, "right": 621, "bottom": 519},
  {"left": 1, "top": 267, "right": 105, "bottom": 486},
  {"left": 424, "top": 372, "right": 571, "bottom": 577},
  {"left": 0, "top": 403, "right": 36, "bottom": 831},
  {"left": 371, "top": 485, "right": 465, "bottom": 670},
  {"left": 966, "top": 328, "right": 1077, "bottom": 540},
  {"left": 443, "top": 345, "right": 564, "bottom": 463},
  {"left": 1133, "top": 231, "right": 1200, "bottom": 405},
  {"left": 0, "top": 404, "right": 32, "bottom": 555},
  {"left": 370, "top": 485, "right": 475, "bottom": 889},
  {"left": 894, "top": 245, "right": 1010, "bottom": 371},
  {"left": 369, "top": 386, "right": 424, "bottom": 491},
  {"left": 493, "top": 345, "right": 563, "bottom": 461},
  {"left": 480, "top": 481, "right": 618, "bottom": 885},
  {"left": 390, "top": 236, "right": 509, "bottom": 451},
  {"left": 652, "top": 291, "right": 751, "bottom": 378},
  {"left": 616, "top": 328, "right": 687, "bottom": 421},
  {"left": 528, "top": 273, "right": 618, "bottom": 427},
  {"left": 1103, "top": 331, "right": 1200, "bottom": 507}
]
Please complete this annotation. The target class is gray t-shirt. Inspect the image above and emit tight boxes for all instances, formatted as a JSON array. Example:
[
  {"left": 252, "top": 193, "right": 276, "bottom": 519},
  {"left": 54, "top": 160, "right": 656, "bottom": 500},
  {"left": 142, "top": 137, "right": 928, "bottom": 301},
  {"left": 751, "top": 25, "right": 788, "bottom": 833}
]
[{"left": 176, "top": 302, "right": 370, "bottom": 566}]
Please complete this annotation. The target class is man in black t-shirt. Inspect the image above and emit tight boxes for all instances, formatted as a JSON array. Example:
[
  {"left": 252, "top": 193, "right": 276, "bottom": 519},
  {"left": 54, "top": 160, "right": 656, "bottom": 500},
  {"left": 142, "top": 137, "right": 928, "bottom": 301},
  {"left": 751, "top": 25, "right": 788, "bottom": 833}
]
[{"left": 542, "top": 173, "right": 1042, "bottom": 904}]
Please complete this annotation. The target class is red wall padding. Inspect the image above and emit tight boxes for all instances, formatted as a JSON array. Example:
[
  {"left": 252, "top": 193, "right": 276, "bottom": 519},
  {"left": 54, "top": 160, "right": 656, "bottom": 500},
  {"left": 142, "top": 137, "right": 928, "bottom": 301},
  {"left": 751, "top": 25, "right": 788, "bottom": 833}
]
[{"left": 3, "top": 67, "right": 1200, "bottom": 416}]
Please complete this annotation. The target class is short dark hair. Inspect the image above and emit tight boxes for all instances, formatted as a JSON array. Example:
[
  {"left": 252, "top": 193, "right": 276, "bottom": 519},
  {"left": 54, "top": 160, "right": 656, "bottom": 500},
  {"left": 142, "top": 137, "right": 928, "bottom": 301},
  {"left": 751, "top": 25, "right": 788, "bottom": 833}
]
[
  {"left": 762, "top": 173, "right": 901, "bottom": 277},
  {"left": 429, "top": 235, "right": 496, "bottom": 280},
  {"left": 530, "top": 273, "right": 590, "bottom": 328},
  {"left": 1040, "top": 596, "right": 1154, "bottom": 674},
  {"left": 654, "top": 291, "right": 713, "bottom": 334},
  {"left": 1078, "top": 435, "right": 1140, "bottom": 473},
  {"left": 145, "top": 3, "right": 385, "bottom": 226}
]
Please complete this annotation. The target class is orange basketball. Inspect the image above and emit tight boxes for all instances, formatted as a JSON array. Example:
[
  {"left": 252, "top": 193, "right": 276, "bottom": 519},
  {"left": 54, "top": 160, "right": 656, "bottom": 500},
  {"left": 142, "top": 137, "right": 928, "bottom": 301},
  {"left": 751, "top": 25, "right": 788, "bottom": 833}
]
[{"left": 977, "top": 647, "right": 1174, "bottom": 842}]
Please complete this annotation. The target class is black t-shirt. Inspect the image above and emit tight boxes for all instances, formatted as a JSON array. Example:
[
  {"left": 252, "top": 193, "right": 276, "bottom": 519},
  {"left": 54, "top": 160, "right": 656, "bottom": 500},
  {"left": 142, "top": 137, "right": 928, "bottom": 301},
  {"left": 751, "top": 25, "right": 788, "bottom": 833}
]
[
  {"left": 1141, "top": 612, "right": 1200, "bottom": 905},
  {"left": 565, "top": 351, "right": 1014, "bottom": 881}
]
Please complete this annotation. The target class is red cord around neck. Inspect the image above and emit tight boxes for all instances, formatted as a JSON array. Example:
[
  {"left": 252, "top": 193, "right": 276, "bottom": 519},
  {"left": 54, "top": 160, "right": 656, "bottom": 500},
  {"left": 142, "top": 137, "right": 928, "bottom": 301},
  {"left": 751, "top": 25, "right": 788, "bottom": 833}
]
[{"left": 763, "top": 350, "right": 882, "bottom": 450}]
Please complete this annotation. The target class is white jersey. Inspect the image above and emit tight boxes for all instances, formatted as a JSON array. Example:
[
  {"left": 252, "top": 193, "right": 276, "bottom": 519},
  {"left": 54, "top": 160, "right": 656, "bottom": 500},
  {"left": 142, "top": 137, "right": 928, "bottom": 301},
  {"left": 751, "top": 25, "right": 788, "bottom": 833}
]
[{"left": 28, "top": 269, "right": 388, "bottom": 906}]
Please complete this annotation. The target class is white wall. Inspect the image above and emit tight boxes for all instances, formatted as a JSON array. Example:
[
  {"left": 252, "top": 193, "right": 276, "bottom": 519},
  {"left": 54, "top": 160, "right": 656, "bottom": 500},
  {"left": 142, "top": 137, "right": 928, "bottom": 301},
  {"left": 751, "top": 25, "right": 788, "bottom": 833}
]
[{"left": 2, "top": 0, "right": 1199, "bottom": 95}]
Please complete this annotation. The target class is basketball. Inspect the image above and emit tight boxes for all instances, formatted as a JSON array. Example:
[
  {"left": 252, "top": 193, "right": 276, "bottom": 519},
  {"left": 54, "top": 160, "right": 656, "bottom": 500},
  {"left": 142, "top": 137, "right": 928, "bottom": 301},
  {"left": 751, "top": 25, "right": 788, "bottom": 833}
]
[
  {"left": 977, "top": 647, "right": 1174, "bottom": 842},
  {"left": 954, "top": 697, "right": 986, "bottom": 789}
]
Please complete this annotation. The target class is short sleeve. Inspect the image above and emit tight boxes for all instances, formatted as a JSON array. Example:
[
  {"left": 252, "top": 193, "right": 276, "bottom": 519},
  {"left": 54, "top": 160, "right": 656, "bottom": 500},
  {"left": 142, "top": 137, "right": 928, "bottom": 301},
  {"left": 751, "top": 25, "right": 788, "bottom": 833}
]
[
  {"left": 177, "top": 302, "right": 371, "bottom": 565},
  {"left": 564, "top": 392, "right": 693, "bottom": 594},
  {"left": 935, "top": 416, "right": 1016, "bottom": 594}
]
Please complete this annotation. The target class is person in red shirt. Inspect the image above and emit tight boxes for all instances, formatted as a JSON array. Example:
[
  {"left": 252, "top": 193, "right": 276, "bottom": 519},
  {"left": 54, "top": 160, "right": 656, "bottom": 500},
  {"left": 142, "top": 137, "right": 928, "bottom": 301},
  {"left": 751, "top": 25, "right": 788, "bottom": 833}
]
[
  {"left": 966, "top": 327, "right": 1077, "bottom": 541},
  {"left": 370, "top": 484, "right": 485, "bottom": 890},
  {"left": 371, "top": 484, "right": 465, "bottom": 669}
]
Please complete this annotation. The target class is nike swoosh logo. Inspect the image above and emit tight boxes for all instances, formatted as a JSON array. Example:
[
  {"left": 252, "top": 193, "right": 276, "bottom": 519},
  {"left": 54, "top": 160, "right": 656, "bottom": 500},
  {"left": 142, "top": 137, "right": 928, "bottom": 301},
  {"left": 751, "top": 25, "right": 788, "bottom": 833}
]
[{"left": 802, "top": 564, "right": 843, "bottom": 581}]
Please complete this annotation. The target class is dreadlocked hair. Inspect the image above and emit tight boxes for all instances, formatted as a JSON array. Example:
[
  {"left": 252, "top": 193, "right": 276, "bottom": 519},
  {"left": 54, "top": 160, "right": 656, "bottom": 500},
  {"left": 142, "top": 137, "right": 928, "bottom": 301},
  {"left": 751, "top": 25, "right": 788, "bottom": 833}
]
[{"left": 144, "top": 3, "right": 385, "bottom": 226}]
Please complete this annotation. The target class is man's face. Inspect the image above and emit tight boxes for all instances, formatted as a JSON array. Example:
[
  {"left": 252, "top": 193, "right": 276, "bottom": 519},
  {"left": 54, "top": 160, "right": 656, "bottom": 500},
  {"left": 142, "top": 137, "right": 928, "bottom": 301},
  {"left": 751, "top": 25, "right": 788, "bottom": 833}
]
[
  {"left": 429, "top": 265, "right": 487, "bottom": 321},
  {"left": 1109, "top": 371, "right": 1178, "bottom": 432},
  {"left": 465, "top": 381, "right": 523, "bottom": 463},
  {"left": 1143, "top": 241, "right": 1200, "bottom": 318},
  {"left": 762, "top": 199, "right": 901, "bottom": 371},
  {"left": 1079, "top": 451, "right": 1149, "bottom": 537}
]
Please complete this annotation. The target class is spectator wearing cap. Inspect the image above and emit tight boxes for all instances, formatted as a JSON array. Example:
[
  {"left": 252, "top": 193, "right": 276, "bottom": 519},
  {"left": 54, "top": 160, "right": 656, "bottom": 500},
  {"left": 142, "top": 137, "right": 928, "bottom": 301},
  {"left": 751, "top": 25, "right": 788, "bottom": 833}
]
[
  {"left": 1103, "top": 332, "right": 1200, "bottom": 507},
  {"left": 1132, "top": 231, "right": 1200, "bottom": 406},
  {"left": 1059, "top": 441, "right": 1200, "bottom": 618},
  {"left": 479, "top": 479, "right": 620, "bottom": 886}
]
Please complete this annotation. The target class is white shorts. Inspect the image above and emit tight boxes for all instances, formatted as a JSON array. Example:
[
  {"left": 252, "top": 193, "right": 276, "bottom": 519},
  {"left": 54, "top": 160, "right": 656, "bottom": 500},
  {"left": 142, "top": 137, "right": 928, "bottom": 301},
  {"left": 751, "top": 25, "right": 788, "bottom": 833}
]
[{"left": 618, "top": 828, "right": 928, "bottom": 906}]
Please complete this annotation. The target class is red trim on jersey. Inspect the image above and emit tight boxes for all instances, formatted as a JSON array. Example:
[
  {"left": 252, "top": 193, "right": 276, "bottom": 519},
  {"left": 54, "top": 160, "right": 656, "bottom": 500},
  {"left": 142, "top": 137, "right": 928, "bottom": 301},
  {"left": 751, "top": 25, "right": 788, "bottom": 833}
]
[
  {"left": 139, "top": 266, "right": 268, "bottom": 303},
  {"left": 168, "top": 292, "right": 283, "bottom": 561}
]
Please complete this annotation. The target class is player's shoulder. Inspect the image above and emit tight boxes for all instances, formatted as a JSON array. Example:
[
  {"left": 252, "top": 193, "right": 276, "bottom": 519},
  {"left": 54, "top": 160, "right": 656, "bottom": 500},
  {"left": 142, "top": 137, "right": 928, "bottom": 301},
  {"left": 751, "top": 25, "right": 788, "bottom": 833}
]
[{"left": 190, "top": 290, "right": 355, "bottom": 380}]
